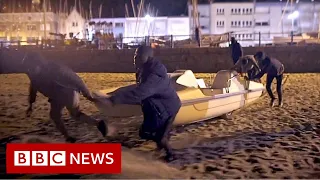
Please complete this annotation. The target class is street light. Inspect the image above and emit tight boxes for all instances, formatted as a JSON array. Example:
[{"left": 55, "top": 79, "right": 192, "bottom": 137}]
[
  {"left": 288, "top": 10, "right": 299, "bottom": 37},
  {"left": 145, "top": 14, "right": 154, "bottom": 23},
  {"left": 288, "top": 10, "right": 299, "bottom": 20}
]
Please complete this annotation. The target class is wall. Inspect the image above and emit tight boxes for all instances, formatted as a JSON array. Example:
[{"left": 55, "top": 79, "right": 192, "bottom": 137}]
[{"left": 1, "top": 46, "right": 320, "bottom": 74}]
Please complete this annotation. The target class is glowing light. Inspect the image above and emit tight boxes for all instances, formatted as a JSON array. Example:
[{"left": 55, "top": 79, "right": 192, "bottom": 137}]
[
  {"left": 144, "top": 14, "right": 154, "bottom": 23},
  {"left": 288, "top": 11, "right": 299, "bottom": 20}
]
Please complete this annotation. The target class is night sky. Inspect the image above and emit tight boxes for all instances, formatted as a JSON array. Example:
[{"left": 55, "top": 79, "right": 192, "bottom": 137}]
[{"left": 0, "top": 0, "right": 319, "bottom": 18}]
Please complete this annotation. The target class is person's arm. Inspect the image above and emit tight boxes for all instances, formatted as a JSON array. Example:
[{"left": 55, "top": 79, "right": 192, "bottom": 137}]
[
  {"left": 251, "top": 64, "right": 267, "bottom": 80},
  {"left": 53, "top": 64, "right": 94, "bottom": 101},
  {"left": 249, "top": 57, "right": 261, "bottom": 72},
  {"left": 230, "top": 58, "right": 242, "bottom": 71},
  {"left": 110, "top": 73, "right": 163, "bottom": 105}
]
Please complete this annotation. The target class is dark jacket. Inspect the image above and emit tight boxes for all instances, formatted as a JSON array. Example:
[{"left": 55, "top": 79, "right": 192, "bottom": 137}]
[
  {"left": 230, "top": 42, "right": 243, "bottom": 63},
  {"left": 110, "top": 58, "right": 181, "bottom": 130},
  {"left": 253, "top": 57, "right": 284, "bottom": 79},
  {"left": 26, "top": 52, "right": 92, "bottom": 105}
]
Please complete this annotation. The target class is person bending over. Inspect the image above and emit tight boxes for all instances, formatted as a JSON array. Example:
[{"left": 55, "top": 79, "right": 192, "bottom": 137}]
[
  {"left": 97, "top": 45, "right": 181, "bottom": 162},
  {"left": 22, "top": 51, "right": 107, "bottom": 143},
  {"left": 231, "top": 55, "right": 261, "bottom": 82},
  {"left": 250, "top": 51, "right": 285, "bottom": 107}
]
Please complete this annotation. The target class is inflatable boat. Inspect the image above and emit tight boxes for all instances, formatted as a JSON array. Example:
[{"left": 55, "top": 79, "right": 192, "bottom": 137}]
[{"left": 93, "top": 70, "right": 265, "bottom": 125}]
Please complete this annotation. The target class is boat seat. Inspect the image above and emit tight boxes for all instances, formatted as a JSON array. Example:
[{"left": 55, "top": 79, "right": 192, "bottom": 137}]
[
  {"left": 196, "top": 79, "right": 207, "bottom": 88},
  {"left": 211, "top": 70, "right": 232, "bottom": 89},
  {"left": 175, "top": 70, "right": 199, "bottom": 88}
]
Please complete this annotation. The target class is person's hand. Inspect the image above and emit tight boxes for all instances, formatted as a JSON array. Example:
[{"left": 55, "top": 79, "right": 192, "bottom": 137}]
[
  {"left": 95, "top": 97, "right": 114, "bottom": 107},
  {"left": 26, "top": 105, "right": 33, "bottom": 117}
]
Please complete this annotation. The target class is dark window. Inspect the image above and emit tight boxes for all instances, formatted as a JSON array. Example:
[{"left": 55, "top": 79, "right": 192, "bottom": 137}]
[{"left": 115, "top": 23, "right": 123, "bottom": 27}]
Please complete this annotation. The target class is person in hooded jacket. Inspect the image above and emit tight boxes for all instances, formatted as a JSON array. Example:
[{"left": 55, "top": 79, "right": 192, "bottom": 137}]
[
  {"left": 230, "top": 37, "right": 243, "bottom": 65},
  {"left": 19, "top": 51, "right": 108, "bottom": 143},
  {"left": 98, "top": 45, "right": 181, "bottom": 162},
  {"left": 250, "top": 51, "right": 285, "bottom": 107}
]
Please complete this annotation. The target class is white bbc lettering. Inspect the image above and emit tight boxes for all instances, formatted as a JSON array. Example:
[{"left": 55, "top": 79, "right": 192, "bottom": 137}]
[
  {"left": 14, "top": 151, "right": 30, "bottom": 166},
  {"left": 91, "top": 153, "right": 104, "bottom": 164},
  {"left": 70, "top": 153, "right": 80, "bottom": 164},
  {"left": 49, "top": 151, "right": 66, "bottom": 166},
  {"left": 105, "top": 153, "right": 114, "bottom": 164},
  {"left": 82, "top": 153, "right": 90, "bottom": 164},
  {"left": 32, "top": 151, "right": 48, "bottom": 166},
  {"left": 69, "top": 153, "right": 115, "bottom": 165}
]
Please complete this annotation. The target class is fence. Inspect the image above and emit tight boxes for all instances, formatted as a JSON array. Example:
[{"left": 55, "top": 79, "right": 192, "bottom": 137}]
[{"left": 1, "top": 31, "right": 320, "bottom": 50}]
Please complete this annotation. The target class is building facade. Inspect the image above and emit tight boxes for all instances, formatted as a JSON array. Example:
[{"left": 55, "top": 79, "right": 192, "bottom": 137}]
[
  {"left": 0, "top": 8, "right": 86, "bottom": 45},
  {"left": 0, "top": 12, "right": 61, "bottom": 44},
  {"left": 64, "top": 7, "right": 86, "bottom": 39},
  {"left": 189, "top": 0, "right": 320, "bottom": 46},
  {"left": 86, "top": 16, "right": 190, "bottom": 44}
]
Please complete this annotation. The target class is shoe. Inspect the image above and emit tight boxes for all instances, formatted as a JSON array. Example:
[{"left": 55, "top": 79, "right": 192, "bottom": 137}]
[
  {"left": 278, "top": 101, "right": 283, "bottom": 108},
  {"left": 270, "top": 98, "right": 276, "bottom": 107},
  {"left": 164, "top": 153, "right": 176, "bottom": 162},
  {"left": 66, "top": 136, "right": 77, "bottom": 143},
  {"left": 97, "top": 120, "right": 107, "bottom": 137}
]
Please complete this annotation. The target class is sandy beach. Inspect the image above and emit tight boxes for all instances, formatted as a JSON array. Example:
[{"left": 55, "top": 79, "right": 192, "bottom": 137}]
[{"left": 1, "top": 73, "right": 320, "bottom": 179}]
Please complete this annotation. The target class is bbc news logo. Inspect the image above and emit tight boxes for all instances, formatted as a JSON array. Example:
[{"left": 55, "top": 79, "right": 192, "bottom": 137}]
[{"left": 6, "top": 143, "right": 121, "bottom": 174}]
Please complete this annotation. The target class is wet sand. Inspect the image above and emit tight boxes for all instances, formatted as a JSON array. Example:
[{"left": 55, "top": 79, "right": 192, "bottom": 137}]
[{"left": 1, "top": 73, "right": 320, "bottom": 179}]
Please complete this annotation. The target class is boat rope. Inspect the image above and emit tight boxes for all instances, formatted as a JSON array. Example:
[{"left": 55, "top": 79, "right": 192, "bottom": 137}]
[{"left": 232, "top": 74, "right": 290, "bottom": 115}]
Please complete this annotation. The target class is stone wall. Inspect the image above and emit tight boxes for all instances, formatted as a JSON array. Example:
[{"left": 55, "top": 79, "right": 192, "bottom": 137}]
[{"left": 1, "top": 46, "right": 320, "bottom": 74}]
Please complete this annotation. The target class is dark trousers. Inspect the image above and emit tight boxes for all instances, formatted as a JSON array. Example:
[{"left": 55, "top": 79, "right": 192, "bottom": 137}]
[
  {"left": 155, "top": 115, "right": 175, "bottom": 155},
  {"left": 49, "top": 90, "right": 98, "bottom": 139},
  {"left": 266, "top": 74, "right": 283, "bottom": 102},
  {"left": 139, "top": 115, "right": 176, "bottom": 156},
  {"left": 232, "top": 57, "right": 239, "bottom": 65}
]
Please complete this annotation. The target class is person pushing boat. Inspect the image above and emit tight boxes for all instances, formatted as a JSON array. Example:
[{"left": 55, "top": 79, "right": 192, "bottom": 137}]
[
  {"left": 96, "top": 45, "right": 181, "bottom": 162},
  {"left": 249, "top": 51, "right": 285, "bottom": 107},
  {"left": 231, "top": 55, "right": 261, "bottom": 82}
]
